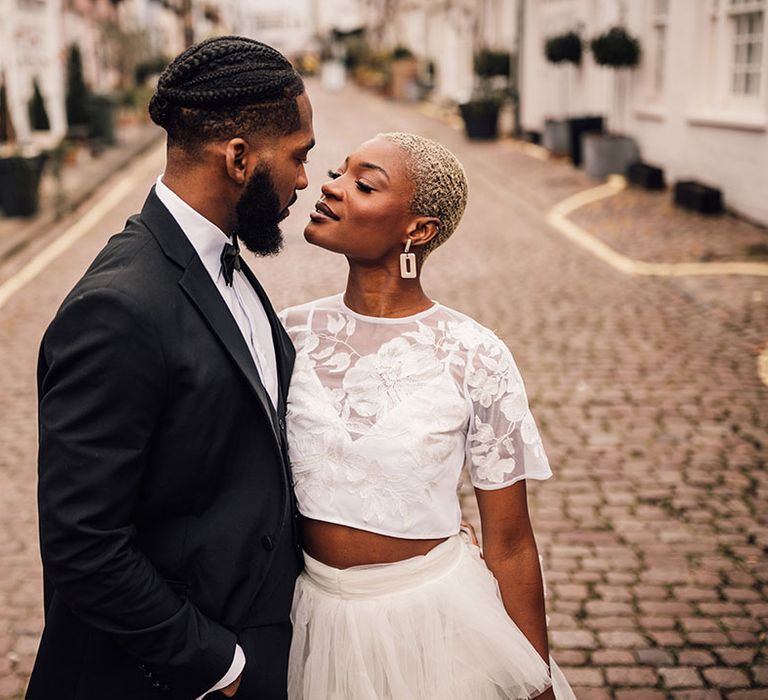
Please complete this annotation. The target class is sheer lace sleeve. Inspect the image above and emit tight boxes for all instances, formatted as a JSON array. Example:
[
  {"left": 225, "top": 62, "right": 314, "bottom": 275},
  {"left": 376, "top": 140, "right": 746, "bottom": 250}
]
[{"left": 464, "top": 333, "right": 552, "bottom": 490}]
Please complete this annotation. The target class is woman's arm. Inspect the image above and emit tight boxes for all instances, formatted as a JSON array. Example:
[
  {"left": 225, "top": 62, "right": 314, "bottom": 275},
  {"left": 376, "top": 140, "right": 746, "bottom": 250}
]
[{"left": 475, "top": 480, "right": 555, "bottom": 700}]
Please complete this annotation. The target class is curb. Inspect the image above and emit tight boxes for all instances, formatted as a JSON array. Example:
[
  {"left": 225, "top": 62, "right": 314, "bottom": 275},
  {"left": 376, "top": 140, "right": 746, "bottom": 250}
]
[
  {"left": 0, "top": 128, "right": 164, "bottom": 266},
  {"left": 759, "top": 347, "right": 768, "bottom": 388},
  {"left": 0, "top": 140, "right": 165, "bottom": 311},
  {"left": 547, "top": 176, "right": 768, "bottom": 278}
]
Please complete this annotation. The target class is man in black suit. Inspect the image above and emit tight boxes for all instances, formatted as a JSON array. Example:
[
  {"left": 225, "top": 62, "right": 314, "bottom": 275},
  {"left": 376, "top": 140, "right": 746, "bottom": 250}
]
[{"left": 27, "top": 36, "right": 315, "bottom": 699}]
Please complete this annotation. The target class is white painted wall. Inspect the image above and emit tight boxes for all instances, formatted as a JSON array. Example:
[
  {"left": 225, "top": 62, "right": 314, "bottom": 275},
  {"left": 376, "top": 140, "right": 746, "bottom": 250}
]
[
  {"left": 232, "top": 0, "right": 316, "bottom": 56},
  {"left": 313, "top": 0, "right": 364, "bottom": 34},
  {"left": 521, "top": 0, "right": 768, "bottom": 225},
  {"left": 1, "top": 0, "right": 66, "bottom": 145}
]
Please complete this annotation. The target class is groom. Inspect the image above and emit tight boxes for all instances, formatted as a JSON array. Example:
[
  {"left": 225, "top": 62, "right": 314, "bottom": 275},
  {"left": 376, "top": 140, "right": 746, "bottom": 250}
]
[{"left": 27, "top": 37, "right": 315, "bottom": 699}]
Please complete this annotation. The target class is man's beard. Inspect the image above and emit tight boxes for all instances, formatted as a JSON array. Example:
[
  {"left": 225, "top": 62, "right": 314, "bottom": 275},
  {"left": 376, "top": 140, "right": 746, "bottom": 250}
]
[{"left": 232, "top": 166, "right": 284, "bottom": 256}]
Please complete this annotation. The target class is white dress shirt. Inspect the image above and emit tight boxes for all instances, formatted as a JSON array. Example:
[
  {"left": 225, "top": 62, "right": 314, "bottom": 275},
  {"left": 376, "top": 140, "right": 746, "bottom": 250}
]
[
  {"left": 155, "top": 176, "right": 279, "bottom": 409},
  {"left": 155, "top": 176, "right": 280, "bottom": 696}
]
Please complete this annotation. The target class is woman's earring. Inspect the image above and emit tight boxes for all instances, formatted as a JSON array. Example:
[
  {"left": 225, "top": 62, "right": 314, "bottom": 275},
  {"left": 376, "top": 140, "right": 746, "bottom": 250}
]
[{"left": 400, "top": 239, "right": 417, "bottom": 279}]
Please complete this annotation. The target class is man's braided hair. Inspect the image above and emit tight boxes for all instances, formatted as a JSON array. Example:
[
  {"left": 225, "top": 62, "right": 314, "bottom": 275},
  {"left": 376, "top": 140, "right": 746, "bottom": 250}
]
[{"left": 149, "top": 36, "right": 305, "bottom": 152}]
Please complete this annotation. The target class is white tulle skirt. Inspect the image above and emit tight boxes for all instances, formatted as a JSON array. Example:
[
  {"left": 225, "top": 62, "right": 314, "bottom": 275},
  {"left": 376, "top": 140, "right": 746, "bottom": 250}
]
[{"left": 288, "top": 535, "right": 576, "bottom": 700}]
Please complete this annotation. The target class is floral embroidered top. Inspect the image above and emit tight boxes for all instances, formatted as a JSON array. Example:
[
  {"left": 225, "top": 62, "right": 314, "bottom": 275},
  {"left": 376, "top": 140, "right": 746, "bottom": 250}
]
[{"left": 278, "top": 294, "right": 552, "bottom": 539}]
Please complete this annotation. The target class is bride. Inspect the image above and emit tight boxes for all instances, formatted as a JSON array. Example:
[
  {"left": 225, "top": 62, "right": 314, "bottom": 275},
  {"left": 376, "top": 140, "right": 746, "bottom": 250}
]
[{"left": 279, "top": 132, "right": 575, "bottom": 699}]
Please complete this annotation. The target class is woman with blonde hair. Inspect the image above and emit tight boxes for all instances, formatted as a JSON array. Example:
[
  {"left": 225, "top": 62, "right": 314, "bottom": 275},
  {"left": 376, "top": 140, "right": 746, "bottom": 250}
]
[{"left": 280, "top": 132, "right": 575, "bottom": 699}]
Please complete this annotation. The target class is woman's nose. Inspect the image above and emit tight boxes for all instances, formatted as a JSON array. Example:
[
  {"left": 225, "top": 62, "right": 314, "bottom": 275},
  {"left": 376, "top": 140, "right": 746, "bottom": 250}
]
[{"left": 321, "top": 180, "right": 343, "bottom": 200}]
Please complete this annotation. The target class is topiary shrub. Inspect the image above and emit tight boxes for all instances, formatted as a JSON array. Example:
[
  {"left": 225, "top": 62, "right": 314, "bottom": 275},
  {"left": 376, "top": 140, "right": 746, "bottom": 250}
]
[
  {"left": 391, "top": 46, "right": 414, "bottom": 61},
  {"left": 135, "top": 56, "right": 170, "bottom": 85},
  {"left": 474, "top": 49, "right": 511, "bottom": 79},
  {"left": 590, "top": 27, "right": 641, "bottom": 68},
  {"left": 28, "top": 78, "right": 51, "bottom": 131},
  {"left": 545, "top": 31, "right": 582, "bottom": 65},
  {"left": 0, "top": 80, "right": 16, "bottom": 143},
  {"left": 66, "top": 44, "right": 90, "bottom": 127}
]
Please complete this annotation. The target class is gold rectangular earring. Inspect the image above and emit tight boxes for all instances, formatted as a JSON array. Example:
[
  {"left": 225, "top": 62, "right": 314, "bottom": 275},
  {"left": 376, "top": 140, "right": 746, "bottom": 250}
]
[{"left": 400, "top": 239, "right": 417, "bottom": 279}]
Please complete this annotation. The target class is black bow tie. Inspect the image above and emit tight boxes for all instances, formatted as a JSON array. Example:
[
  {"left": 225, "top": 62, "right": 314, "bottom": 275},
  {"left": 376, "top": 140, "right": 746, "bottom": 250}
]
[{"left": 221, "top": 234, "right": 241, "bottom": 286}]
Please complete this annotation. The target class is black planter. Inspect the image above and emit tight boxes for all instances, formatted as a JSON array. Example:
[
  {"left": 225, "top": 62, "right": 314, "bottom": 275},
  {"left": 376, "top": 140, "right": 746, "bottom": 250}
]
[
  {"left": 567, "top": 116, "right": 604, "bottom": 166},
  {"left": 674, "top": 180, "right": 723, "bottom": 215},
  {"left": 459, "top": 101, "right": 500, "bottom": 140},
  {"left": 0, "top": 153, "right": 47, "bottom": 217},
  {"left": 626, "top": 161, "right": 665, "bottom": 190},
  {"left": 524, "top": 130, "right": 541, "bottom": 144},
  {"left": 88, "top": 94, "right": 117, "bottom": 147}
]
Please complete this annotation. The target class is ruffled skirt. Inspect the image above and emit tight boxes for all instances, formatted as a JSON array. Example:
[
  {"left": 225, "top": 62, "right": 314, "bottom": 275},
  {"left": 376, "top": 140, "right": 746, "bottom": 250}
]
[{"left": 288, "top": 535, "right": 576, "bottom": 699}]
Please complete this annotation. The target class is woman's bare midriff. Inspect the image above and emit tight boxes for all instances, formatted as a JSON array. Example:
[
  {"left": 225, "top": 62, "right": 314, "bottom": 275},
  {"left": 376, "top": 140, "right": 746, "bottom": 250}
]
[{"left": 300, "top": 516, "right": 449, "bottom": 569}]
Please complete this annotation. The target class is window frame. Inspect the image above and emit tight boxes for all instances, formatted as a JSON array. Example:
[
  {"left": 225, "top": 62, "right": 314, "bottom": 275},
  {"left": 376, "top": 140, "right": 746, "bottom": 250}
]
[{"left": 723, "top": 0, "right": 767, "bottom": 109}]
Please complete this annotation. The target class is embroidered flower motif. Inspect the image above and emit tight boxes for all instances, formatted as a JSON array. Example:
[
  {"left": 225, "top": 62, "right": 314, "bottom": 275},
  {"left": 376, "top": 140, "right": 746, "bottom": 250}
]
[
  {"left": 344, "top": 459, "right": 433, "bottom": 526},
  {"left": 280, "top": 297, "right": 550, "bottom": 531},
  {"left": 473, "top": 448, "right": 518, "bottom": 484},
  {"left": 342, "top": 337, "right": 442, "bottom": 418},
  {"left": 500, "top": 386, "right": 528, "bottom": 423},
  {"left": 520, "top": 412, "right": 541, "bottom": 445},
  {"left": 446, "top": 320, "right": 491, "bottom": 350},
  {"left": 293, "top": 329, "right": 319, "bottom": 356},
  {"left": 467, "top": 367, "right": 501, "bottom": 408}
]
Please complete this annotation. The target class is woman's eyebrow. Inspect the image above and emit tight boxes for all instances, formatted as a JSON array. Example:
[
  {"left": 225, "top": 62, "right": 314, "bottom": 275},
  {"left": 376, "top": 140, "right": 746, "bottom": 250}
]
[{"left": 358, "top": 161, "right": 390, "bottom": 180}]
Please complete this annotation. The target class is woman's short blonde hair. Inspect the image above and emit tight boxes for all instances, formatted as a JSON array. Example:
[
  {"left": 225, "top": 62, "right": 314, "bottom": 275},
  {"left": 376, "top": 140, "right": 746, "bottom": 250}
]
[{"left": 378, "top": 132, "right": 468, "bottom": 257}]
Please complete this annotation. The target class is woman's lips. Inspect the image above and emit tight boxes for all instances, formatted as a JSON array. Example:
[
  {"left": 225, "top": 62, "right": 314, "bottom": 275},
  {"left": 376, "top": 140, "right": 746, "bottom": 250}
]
[{"left": 310, "top": 201, "right": 340, "bottom": 221}]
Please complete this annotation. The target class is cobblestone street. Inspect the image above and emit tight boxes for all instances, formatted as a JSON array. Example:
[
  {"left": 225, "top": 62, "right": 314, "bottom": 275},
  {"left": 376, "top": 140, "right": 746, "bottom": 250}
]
[{"left": 1, "top": 81, "right": 766, "bottom": 699}]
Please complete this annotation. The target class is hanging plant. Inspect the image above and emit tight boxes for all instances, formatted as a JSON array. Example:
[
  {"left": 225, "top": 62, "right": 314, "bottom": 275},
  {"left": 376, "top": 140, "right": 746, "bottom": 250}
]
[
  {"left": 590, "top": 26, "right": 641, "bottom": 68},
  {"left": 29, "top": 78, "right": 51, "bottom": 131},
  {"left": 474, "top": 49, "right": 511, "bottom": 79},
  {"left": 391, "top": 46, "right": 414, "bottom": 61},
  {"left": 544, "top": 32, "right": 582, "bottom": 65}
]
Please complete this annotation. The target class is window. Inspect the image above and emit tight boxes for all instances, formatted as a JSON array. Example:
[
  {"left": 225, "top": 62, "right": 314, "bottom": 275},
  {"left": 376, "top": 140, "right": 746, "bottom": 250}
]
[
  {"left": 728, "top": 0, "right": 764, "bottom": 96},
  {"left": 689, "top": 0, "right": 768, "bottom": 126},
  {"left": 253, "top": 13, "right": 286, "bottom": 31}
]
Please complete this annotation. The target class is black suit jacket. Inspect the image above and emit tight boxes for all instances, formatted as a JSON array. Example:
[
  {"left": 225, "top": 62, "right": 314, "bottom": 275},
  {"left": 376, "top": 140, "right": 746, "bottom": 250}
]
[{"left": 27, "top": 189, "right": 301, "bottom": 700}]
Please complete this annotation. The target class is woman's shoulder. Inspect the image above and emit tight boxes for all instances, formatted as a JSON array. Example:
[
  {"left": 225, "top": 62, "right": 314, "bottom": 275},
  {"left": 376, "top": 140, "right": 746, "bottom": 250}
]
[
  {"left": 433, "top": 305, "right": 510, "bottom": 355},
  {"left": 278, "top": 294, "right": 342, "bottom": 328}
]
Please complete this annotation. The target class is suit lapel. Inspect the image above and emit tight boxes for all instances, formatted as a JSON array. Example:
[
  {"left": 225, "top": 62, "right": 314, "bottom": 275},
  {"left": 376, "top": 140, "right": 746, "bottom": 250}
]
[
  {"left": 240, "top": 260, "right": 295, "bottom": 416},
  {"left": 140, "top": 189, "right": 281, "bottom": 445},
  {"left": 178, "top": 257, "right": 281, "bottom": 442}
]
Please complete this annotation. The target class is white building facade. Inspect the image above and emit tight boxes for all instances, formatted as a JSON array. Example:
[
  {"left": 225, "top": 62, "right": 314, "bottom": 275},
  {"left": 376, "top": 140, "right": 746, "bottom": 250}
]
[
  {"left": 1, "top": 0, "right": 67, "bottom": 144},
  {"left": 521, "top": 0, "right": 768, "bottom": 225},
  {"left": 349, "top": 0, "right": 519, "bottom": 104},
  {"left": 232, "top": 0, "right": 316, "bottom": 57}
]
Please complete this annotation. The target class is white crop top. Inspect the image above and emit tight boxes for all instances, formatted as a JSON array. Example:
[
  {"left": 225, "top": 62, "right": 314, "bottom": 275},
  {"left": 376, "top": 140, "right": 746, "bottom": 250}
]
[{"left": 278, "top": 294, "right": 552, "bottom": 539}]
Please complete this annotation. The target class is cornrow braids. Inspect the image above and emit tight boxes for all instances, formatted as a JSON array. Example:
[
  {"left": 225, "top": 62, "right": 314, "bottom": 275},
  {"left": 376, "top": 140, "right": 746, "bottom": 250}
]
[{"left": 149, "top": 36, "right": 305, "bottom": 152}]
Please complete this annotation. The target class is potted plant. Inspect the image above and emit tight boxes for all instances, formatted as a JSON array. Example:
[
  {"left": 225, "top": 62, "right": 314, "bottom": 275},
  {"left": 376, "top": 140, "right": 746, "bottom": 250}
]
[
  {"left": 627, "top": 161, "right": 665, "bottom": 190},
  {"left": 583, "top": 27, "right": 641, "bottom": 178},
  {"left": 0, "top": 75, "right": 48, "bottom": 217},
  {"left": 388, "top": 46, "right": 418, "bottom": 101},
  {"left": 134, "top": 55, "right": 170, "bottom": 86},
  {"left": 87, "top": 93, "right": 118, "bottom": 150},
  {"left": 674, "top": 180, "right": 723, "bottom": 215},
  {"left": 28, "top": 78, "right": 51, "bottom": 132},
  {"left": 542, "top": 31, "right": 583, "bottom": 157},
  {"left": 0, "top": 79, "right": 15, "bottom": 144},
  {"left": 459, "top": 49, "right": 512, "bottom": 140},
  {"left": 65, "top": 44, "right": 90, "bottom": 141}
]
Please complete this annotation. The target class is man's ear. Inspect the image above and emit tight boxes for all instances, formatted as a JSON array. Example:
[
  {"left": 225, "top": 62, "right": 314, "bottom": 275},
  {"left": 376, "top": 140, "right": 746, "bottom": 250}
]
[
  {"left": 224, "top": 138, "right": 251, "bottom": 185},
  {"left": 406, "top": 217, "right": 441, "bottom": 249}
]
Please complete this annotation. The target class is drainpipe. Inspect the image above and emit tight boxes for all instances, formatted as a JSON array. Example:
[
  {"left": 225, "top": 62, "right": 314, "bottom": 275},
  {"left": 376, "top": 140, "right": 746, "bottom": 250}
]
[{"left": 514, "top": 0, "right": 524, "bottom": 137}]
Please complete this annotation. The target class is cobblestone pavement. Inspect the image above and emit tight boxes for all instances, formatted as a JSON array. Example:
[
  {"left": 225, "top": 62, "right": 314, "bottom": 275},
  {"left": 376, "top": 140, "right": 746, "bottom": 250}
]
[
  {"left": 1, "top": 80, "right": 766, "bottom": 699},
  {"left": 568, "top": 187, "right": 768, "bottom": 266}
]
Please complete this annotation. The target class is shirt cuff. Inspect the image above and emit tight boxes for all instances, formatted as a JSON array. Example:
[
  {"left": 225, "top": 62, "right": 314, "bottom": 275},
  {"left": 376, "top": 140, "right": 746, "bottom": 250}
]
[{"left": 196, "top": 644, "right": 245, "bottom": 699}]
